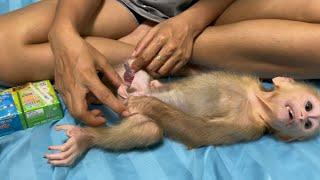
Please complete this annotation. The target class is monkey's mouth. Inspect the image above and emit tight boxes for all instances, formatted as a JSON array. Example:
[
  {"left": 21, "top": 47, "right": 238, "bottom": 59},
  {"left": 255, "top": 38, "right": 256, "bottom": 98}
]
[{"left": 286, "top": 105, "right": 294, "bottom": 120}]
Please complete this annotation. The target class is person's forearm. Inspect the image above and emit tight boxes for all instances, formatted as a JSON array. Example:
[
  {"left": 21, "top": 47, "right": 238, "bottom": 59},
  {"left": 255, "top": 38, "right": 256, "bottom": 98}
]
[
  {"left": 49, "top": 0, "right": 102, "bottom": 35},
  {"left": 177, "top": 0, "right": 236, "bottom": 36}
]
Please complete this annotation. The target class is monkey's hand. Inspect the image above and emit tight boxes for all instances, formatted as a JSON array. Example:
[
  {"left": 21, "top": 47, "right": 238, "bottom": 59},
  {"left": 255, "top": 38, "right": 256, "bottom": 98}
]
[{"left": 44, "top": 125, "right": 93, "bottom": 166}]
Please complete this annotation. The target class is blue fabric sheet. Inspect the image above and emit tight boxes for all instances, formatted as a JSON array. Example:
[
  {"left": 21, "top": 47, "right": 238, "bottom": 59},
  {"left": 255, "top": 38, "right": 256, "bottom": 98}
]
[
  {"left": 0, "top": 0, "right": 37, "bottom": 14},
  {"left": 1, "top": 1, "right": 320, "bottom": 180},
  {"left": 2, "top": 94, "right": 320, "bottom": 180}
]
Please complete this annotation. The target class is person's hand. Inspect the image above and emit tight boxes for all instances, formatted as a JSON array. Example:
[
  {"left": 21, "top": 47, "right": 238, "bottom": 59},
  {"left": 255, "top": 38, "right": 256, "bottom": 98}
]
[
  {"left": 131, "top": 17, "right": 197, "bottom": 77},
  {"left": 49, "top": 31, "right": 126, "bottom": 126}
]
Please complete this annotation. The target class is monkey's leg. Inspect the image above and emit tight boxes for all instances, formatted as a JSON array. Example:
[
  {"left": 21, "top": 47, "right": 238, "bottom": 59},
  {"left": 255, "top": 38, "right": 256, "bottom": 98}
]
[
  {"left": 45, "top": 114, "right": 163, "bottom": 166},
  {"left": 88, "top": 114, "right": 163, "bottom": 150}
]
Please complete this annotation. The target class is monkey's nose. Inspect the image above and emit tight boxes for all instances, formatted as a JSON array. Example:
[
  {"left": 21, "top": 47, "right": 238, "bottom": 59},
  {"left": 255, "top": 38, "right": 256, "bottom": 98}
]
[{"left": 299, "top": 111, "right": 307, "bottom": 122}]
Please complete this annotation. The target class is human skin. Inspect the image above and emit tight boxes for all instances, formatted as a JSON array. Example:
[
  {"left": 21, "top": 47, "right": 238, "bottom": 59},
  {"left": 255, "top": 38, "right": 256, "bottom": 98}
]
[
  {"left": 130, "top": 0, "right": 236, "bottom": 77},
  {"left": 2, "top": 0, "right": 320, "bottom": 124}
]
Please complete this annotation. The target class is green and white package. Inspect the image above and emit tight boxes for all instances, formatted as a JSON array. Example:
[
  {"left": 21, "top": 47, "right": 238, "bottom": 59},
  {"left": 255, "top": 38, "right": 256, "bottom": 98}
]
[
  {"left": 0, "top": 80, "right": 63, "bottom": 136},
  {"left": 18, "top": 80, "right": 63, "bottom": 127}
]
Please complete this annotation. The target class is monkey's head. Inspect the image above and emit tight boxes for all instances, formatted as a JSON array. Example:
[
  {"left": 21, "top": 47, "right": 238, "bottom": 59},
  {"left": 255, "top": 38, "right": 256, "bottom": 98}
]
[{"left": 263, "top": 77, "right": 320, "bottom": 141}]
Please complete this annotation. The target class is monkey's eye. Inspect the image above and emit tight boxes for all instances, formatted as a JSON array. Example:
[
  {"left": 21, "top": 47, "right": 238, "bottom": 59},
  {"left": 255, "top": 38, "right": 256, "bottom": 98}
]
[
  {"left": 304, "top": 119, "right": 313, "bottom": 129},
  {"left": 305, "top": 101, "right": 313, "bottom": 112}
]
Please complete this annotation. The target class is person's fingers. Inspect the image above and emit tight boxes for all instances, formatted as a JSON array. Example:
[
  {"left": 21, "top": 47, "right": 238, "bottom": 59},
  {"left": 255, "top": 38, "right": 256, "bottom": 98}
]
[
  {"left": 90, "top": 109, "right": 103, "bottom": 117},
  {"left": 70, "top": 88, "right": 106, "bottom": 126},
  {"left": 146, "top": 42, "right": 177, "bottom": 72},
  {"left": 171, "top": 60, "right": 186, "bottom": 74},
  {"left": 131, "top": 35, "right": 167, "bottom": 71},
  {"left": 131, "top": 31, "right": 168, "bottom": 71},
  {"left": 54, "top": 77, "right": 77, "bottom": 117},
  {"left": 158, "top": 52, "right": 182, "bottom": 76},
  {"left": 94, "top": 50, "right": 123, "bottom": 88},
  {"left": 147, "top": 71, "right": 160, "bottom": 78},
  {"left": 87, "top": 76, "right": 126, "bottom": 114},
  {"left": 54, "top": 78, "right": 66, "bottom": 100},
  {"left": 132, "top": 27, "right": 158, "bottom": 57},
  {"left": 170, "top": 43, "right": 191, "bottom": 74},
  {"left": 90, "top": 109, "right": 102, "bottom": 116},
  {"left": 121, "top": 111, "right": 131, "bottom": 117},
  {"left": 60, "top": 92, "right": 74, "bottom": 118},
  {"left": 53, "top": 77, "right": 63, "bottom": 94},
  {"left": 86, "top": 93, "right": 102, "bottom": 105}
]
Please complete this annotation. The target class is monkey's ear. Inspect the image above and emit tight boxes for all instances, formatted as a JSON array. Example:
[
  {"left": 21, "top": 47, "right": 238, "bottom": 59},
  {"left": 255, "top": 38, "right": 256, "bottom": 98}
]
[{"left": 272, "top": 77, "right": 295, "bottom": 87}]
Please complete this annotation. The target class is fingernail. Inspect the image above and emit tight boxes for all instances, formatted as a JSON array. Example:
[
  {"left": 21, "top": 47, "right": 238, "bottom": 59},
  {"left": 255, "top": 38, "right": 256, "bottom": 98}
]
[
  {"left": 122, "top": 111, "right": 131, "bottom": 117},
  {"left": 130, "top": 65, "right": 137, "bottom": 72}
]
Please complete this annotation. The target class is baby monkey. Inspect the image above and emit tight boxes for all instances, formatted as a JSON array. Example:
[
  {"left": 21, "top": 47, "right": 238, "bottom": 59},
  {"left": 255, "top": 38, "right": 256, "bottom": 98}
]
[{"left": 44, "top": 64, "right": 320, "bottom": 166}]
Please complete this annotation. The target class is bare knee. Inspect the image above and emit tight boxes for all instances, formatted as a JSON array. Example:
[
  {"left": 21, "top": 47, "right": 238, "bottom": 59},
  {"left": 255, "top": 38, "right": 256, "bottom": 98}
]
[
  {"left": 119, "top": 21, "right": 155, "bottom": 46},
  {"left": 131, "top": 114, "right": 162, "bottom": 137},
  {"left": 216, "top": 0, "right": 320, "bottom": 25},
  {"left": 129, "top": 121, "right": 163, "bottom": 147},
  {"left": 141, "top": 122, "right": 163, "bottom": 144},
  {"left": 129, "top": 114, "right": 163, "bottom": 145}
]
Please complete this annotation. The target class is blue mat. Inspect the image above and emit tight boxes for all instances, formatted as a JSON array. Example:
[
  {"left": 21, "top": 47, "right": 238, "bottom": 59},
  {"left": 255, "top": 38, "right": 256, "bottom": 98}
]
[
  {"left": 0, "top": 0, "right": 37, "bottom": 14},
  {"left": 2, "top": 98, "right": 320, "bottom": 180},
  {"left": 1, "top": 1, "right": 320, "bottom": 180},
  {"left": 1, "top": 96, "right": 320, "bottom": 180}
]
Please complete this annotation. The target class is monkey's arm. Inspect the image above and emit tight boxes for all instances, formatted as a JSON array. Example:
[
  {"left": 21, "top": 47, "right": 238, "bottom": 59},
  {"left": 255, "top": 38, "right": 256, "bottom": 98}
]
[{"left": 128, "top": 96, "right": 264, "bottom": 148}]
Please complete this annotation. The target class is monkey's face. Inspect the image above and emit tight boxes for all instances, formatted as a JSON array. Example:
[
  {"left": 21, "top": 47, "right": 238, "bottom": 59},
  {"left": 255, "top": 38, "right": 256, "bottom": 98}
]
[{"left": 268, "top": 77, "right": 320, "bottom": 141}]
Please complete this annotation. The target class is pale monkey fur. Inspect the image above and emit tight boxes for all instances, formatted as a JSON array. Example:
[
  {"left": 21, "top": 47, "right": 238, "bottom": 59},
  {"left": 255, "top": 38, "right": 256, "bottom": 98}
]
[
  {"left": 85, "top": 72, "right": 314, "bottom": 150},
  {"left": 46, "top": 71, "right": 320, "bottom": 166}
]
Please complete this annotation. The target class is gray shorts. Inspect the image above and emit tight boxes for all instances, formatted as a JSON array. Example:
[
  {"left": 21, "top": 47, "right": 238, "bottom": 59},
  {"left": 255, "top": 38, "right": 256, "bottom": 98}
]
[{"left": 118, "top": 0, "right": 197, "bottom": 23}]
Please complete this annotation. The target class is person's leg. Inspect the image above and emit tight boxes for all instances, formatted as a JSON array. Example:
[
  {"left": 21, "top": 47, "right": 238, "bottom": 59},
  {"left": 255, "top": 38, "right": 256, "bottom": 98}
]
[
  {"left": 188, "top": 0, "right": 320, "bottom": 78},
  {"left": 216, "top": 0, "right": 320, "bottom": 25},
  {"left": 6, "top": 0, "right": 320, "bottom": 85},
  {"left": 0, "top": 0, "right": 140, "bottom": 85}
]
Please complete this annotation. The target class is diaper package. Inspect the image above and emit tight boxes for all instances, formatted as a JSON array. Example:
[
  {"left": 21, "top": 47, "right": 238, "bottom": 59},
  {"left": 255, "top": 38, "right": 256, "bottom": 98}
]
[{"left": 0, "top": 81, "right": 63, "bottom": 137}]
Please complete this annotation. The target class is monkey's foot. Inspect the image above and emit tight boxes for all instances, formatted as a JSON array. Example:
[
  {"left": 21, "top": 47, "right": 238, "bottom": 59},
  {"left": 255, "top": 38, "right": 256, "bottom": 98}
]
[
  {"left": 44, "top": 125, "right": 93, "bottom": 166},
  {"left": 118, "top": 65, "right": 166, "bottom": 99},
  {"left": 149, "top": 80, "right": 164, "bottom": 89},
  {"left": 117, "top": 80, "right": 164, "bottom": 99}
]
